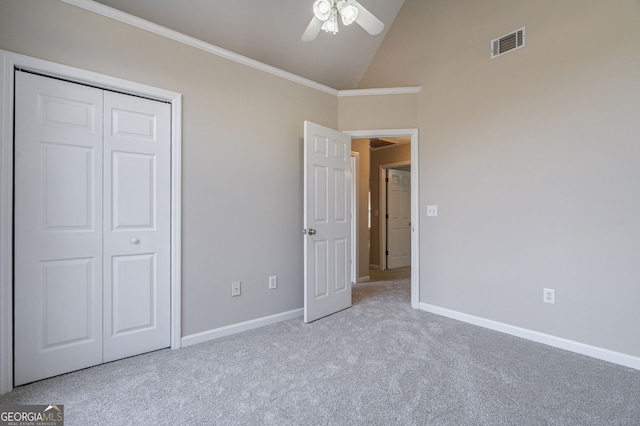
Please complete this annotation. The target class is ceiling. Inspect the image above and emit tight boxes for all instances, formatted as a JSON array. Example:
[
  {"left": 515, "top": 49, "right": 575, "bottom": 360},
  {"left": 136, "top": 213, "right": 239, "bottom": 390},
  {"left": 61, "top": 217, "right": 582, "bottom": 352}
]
[{"left": 91, "top": 0, "right": 405, "bottom": 90}]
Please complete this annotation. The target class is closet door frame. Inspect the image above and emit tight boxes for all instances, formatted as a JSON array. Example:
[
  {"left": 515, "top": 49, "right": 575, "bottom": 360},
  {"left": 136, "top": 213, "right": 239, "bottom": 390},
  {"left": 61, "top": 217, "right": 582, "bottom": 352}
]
[{"left": 0, "top": 49, "right": 183, "bottom": 395}]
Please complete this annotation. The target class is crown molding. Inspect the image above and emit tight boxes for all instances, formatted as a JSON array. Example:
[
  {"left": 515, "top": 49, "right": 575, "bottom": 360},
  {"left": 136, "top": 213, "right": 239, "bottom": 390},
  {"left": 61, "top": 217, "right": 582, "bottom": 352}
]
[
  {"left": 337, "top": 87, "right": 422, "bottom": 97},
  {"left": 60, "top": 0, "right": 340, "bottom": 96},
  {"left": 61, "top": 1, "right": 420, "bottom": 98}
]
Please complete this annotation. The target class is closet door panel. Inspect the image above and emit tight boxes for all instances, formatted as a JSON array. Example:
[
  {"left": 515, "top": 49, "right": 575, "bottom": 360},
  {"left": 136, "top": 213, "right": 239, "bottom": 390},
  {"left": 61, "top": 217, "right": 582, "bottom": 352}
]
[
  {"left": 13, "top": 71, "right": 103, "bottom": 386},
  {"left": 102, "top": 91, "right": 171, "bottom": 362}
]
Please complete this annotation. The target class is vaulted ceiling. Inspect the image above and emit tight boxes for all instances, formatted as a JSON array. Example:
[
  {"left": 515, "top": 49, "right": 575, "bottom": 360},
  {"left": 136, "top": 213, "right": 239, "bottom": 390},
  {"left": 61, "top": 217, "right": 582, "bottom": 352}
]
[{"left": 91, "top": 0, "right": 406, "bottom": 90}]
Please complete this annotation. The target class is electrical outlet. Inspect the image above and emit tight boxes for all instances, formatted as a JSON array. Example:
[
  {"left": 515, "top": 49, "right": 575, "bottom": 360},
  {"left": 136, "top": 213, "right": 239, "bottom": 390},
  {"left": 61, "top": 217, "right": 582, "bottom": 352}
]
[
  {"left": 269, "top": 275, "right": 277, "bottom": 290},
  {"left": 427, "top": 205, "right": 438, "bottom": 217},
  {"left": 232, "top": 281, "right": 241, "bottom": 297},
  {"left": 543, "top": 288, "right": 555, "bottom": 304}
]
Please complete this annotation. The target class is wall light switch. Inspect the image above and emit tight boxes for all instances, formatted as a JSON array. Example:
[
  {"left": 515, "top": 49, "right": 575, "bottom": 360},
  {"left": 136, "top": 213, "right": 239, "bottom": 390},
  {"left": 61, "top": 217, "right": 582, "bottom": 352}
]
[
  {"left": 231, "top": 281, "right": 241, "bottom": 297},
  {"left": 427, "top": 205, "right": 438, "bottom": 217}
]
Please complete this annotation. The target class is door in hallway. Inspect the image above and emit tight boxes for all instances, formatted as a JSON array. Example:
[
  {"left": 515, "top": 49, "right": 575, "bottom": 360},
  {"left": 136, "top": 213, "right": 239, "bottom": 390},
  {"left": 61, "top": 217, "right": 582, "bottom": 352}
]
[{"left": 387, "top": 168, "right": 411, "bottom": 269}]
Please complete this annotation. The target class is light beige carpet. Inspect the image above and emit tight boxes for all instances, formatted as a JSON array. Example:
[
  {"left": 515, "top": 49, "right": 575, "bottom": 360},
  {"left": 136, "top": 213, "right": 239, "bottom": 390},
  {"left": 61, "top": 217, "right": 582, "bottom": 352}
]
[{"left": 2, "top": 268, "right": 639, "bottom": 425}]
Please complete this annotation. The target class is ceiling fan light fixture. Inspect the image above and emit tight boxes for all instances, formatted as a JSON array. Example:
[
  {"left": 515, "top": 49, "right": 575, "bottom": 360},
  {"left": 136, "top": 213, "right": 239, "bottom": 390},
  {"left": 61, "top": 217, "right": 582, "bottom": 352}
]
[
  {"left": 313, "top": 0, "right": 332, "bottom": 21},
  {"left": 303, "top": 0, "right": 384, "bottom": 41},
  {"left": 337, "top": 0, "right": 358, "bottom": 26},
  {"left": 321, "top": 9, "right": 339, "bottom": 34}
]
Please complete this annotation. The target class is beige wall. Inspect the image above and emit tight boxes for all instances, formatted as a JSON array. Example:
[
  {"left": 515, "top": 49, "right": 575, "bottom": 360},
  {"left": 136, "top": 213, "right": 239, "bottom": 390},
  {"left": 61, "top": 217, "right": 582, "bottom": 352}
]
[
  {"left": 350, "top": 139, "right": 371, "bottom": 281},
  {"left": 360, "top": 0, "right": 640, "bottom": 357},
  {"left": 369, "top": 144, "right": 411, "bottom": 267},
  {"left": 338, "top": 93, "right": 418, "bottom": 131},
  {"left": 0, "top": 0, "right": 337, "bottom": 336}
]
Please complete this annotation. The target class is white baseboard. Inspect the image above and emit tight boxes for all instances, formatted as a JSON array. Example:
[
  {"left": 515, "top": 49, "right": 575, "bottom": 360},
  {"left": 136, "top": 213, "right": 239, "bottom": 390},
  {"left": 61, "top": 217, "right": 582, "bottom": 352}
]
[
  {"left": 181, "top": 308, "right": 303, "bottom": 348},
  {"left": 369, "top": 264, "right": 380, "bottom": 270},
  {"left": 358, "top": 276, "right": 371, "bottom": 283},
  {"left": 420, "top": 303, "right": 640, "bottom": 371}
]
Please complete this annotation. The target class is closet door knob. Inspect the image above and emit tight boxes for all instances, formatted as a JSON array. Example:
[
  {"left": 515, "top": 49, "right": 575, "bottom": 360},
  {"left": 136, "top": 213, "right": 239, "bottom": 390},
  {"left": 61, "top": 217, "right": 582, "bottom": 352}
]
[{"left": 131, "top": 237, "right": 140, "bottom": 244}]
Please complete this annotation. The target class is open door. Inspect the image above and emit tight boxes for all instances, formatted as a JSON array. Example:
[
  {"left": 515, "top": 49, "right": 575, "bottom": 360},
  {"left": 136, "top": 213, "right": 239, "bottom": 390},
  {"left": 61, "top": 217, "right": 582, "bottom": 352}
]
[{"left": 303, "top": 121, "right": 352, "bottom": 323}]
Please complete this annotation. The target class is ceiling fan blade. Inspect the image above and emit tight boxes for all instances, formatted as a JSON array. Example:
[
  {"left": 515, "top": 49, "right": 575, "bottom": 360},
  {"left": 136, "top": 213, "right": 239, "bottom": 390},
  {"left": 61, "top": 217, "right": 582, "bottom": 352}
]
[
  {"left": 301, "top": 16, "right": 323, "bottom": 42},
  {"left": 353, "top": 1, "right": 385, "bottom": 35}
]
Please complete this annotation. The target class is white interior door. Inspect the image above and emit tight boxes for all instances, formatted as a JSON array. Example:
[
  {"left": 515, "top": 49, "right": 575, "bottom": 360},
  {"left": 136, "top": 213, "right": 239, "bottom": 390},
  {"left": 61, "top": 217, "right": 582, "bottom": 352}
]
[
  {"left": 14, "top": 71, "right": 170, "bottom": 385},
  {"left": 303, "top": 121, "right": 352, "bottom": 323},
  {"left": 387, "top": 169, "right": 411, "bottom": 269},
  {"left": 14, "top": 72, "right": 104, "bottom": 385},
  {"left": 102, "top": 91, "right": 171, "bottom": 362}
]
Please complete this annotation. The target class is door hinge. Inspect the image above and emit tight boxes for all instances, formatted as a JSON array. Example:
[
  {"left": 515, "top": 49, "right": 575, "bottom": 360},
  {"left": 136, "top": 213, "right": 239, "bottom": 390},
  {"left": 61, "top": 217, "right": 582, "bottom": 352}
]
[
  {"left": 385, "top": 213, "right": 389, "bottom": 219},
  {"left": 385, "top": 177, "right": 389, "bottom": 182},
  {"left": 385, "top": 250, "right": 389, "bottom": 256}
]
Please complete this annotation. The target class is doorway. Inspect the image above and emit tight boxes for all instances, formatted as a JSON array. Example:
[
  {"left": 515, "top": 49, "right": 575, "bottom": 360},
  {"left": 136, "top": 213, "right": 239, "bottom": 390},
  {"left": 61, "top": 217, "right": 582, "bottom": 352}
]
[{"left": 345, "top": 129, "right": 419, "bottom": 310}]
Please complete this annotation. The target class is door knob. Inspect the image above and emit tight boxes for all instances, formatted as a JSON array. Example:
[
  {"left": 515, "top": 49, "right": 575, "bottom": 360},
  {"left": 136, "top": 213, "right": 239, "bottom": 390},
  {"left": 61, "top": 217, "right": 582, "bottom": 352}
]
[
  {"left": 308, "top": 228, "right": 317, "bottom": 235},
  {"left": 131, "top": 237, "right": 140, "bottom": 244}
]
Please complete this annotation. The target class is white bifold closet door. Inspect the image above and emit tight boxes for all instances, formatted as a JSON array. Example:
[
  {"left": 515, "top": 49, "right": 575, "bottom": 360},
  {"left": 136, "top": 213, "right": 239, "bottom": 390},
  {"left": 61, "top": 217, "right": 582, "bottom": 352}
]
[{"left": 14, "top": 71, "right": 170, "bottom": 386}]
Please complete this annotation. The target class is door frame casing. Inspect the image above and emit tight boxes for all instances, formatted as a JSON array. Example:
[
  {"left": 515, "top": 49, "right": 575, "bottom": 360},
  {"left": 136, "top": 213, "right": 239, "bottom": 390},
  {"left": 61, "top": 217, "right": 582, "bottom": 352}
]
[
  {"left": 0, "top": 49, "right": 183, "bottom": 395},
  {"left": 344, "top": 129, "right": 419, "bottom": 309},
  {"left": 380, "top": 161, "right": 411, "bottom": 271},
  {"left": 350, "top": 152, "right": 359, "bottom": 285}
]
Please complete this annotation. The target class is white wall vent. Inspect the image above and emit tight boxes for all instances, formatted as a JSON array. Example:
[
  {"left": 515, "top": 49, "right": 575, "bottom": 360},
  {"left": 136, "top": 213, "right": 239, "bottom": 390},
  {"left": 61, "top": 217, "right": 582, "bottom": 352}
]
[{"left": 491, "top": 27, "right": 525, "bottom": 58}]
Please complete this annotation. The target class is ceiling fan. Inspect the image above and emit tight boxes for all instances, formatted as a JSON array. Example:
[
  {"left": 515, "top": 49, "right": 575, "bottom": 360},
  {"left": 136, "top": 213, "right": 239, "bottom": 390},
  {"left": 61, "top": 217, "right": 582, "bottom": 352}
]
[{"left": 301, "top": 0, "right": 385, "bottom": 42}]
